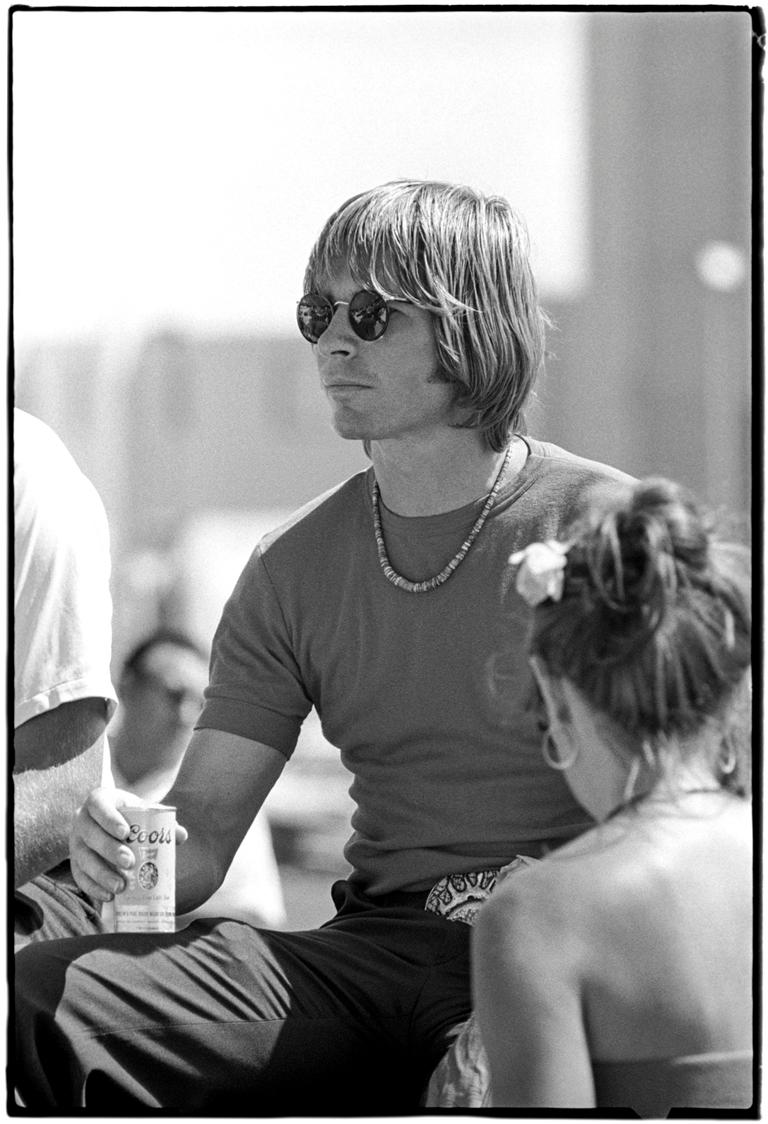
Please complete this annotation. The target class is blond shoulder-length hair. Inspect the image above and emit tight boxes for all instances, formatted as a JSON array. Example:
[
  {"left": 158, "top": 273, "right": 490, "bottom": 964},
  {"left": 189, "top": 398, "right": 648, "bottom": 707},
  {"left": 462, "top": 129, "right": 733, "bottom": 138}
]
[{"left": 303, "top": 180, "right": 549, "bottom": 451}]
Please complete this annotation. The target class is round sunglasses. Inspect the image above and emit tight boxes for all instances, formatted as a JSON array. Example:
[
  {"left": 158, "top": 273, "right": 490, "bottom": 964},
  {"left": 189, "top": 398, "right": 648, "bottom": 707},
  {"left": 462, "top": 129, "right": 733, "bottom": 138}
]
[{"left": 296, "top": 290, "right": 391, "bottom": 344}]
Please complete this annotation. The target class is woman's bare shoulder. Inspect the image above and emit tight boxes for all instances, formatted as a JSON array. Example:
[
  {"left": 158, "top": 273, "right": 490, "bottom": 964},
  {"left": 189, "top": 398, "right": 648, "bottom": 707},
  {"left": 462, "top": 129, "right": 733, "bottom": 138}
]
[
  {"left": 482, "top": 798, "right": 752, "bottom": 943},
  {"left": 478, "top": 849, "right": 600, "bottom": 951},
  {"left": 490, "top": 821, "right": 635, "bottom": 912}
]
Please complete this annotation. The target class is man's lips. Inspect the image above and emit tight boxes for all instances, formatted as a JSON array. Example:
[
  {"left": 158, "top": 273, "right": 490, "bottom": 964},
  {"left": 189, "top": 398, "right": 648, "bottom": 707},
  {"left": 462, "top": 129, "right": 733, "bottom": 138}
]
[{"left": 323, "top": 382, "right": 372, "bottom": 391}]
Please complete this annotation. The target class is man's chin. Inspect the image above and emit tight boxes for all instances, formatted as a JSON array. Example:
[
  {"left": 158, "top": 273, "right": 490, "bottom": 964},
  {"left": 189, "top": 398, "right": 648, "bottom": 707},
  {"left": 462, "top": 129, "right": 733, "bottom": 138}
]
[{"left": 328, "top": 416, "right": 371, "bottom": 442}]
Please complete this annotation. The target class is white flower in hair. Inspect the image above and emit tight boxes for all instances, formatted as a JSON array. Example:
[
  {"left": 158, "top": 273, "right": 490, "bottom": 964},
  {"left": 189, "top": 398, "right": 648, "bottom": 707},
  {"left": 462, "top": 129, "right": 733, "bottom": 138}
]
[{"left": 509, "top": 540, "right": 570, "bottom": 606}]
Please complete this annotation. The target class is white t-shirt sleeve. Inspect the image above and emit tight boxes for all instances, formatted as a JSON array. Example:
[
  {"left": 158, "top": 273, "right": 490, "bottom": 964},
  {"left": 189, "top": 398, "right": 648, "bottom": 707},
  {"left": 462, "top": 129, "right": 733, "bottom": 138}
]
[{"left": 14, "top": 410, "right": 118, "bottom": 736}]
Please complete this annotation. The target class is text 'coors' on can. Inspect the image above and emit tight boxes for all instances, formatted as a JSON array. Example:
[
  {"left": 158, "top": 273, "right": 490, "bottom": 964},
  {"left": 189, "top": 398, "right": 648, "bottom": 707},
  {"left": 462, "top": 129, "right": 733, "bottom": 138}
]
[{"left": 114, "top": 803, "right": 177, "bottom": 933}]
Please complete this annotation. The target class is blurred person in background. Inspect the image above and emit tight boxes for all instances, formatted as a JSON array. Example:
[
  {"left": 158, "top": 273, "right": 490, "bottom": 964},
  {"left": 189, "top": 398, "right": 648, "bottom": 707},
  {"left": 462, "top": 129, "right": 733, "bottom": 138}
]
[
  {"left": 110, "top": 630, "right": 209, "bottom": 801},
  {"left": 474, "top": 477, "right": 752, "bottom": 1112},
  {"left": 109, "top": 629, "right": 285, "bottom": 928},
  {"left": 15, "top": 180, "right": 634, "bottom": 1112},
  {"left": 13, "top": 407, "right": 118, "bottom": 950}
]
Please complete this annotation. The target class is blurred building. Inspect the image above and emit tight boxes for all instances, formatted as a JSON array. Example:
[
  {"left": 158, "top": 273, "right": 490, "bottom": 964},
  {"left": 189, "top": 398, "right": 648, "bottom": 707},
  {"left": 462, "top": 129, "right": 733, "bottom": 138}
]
[
  {"left": 546, "top": 12, "right": 753, "bottom": 518},
  {"left": 119, "top": 332, "right": 369, "bottom": 553}
]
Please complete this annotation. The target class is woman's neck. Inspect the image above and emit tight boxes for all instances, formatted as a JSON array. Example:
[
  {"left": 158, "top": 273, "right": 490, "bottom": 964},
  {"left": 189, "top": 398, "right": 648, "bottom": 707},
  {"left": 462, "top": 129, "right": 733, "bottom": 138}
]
[{"left": 609, "top": 761, "right": 733, "bottom": 822}]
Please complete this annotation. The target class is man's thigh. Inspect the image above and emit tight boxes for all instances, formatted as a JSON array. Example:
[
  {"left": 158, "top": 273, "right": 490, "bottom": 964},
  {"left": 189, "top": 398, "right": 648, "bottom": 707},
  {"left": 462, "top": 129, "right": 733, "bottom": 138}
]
[{"left": 14, "top": 905, "right": 470, "bottom": 1112}]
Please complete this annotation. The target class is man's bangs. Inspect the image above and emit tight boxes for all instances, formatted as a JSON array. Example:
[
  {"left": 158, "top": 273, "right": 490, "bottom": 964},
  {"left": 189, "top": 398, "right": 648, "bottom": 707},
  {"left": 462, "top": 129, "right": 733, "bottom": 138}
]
[
  {"left": 364, "top": 250, "right": 442, "bottom": 310},
  {"left": 306, "top": 199, "right": 446, "bottom": 312}
]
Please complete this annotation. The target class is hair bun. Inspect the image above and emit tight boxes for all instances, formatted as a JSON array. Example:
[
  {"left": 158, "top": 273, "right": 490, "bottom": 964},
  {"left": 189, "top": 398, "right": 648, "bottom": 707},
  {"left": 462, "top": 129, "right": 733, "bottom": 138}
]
[
  {"left": 571, "top": 479, "right": 711, "bottom": 653},
  {"left": 530, "top": 475, "right": 751, "bottom": 746}
]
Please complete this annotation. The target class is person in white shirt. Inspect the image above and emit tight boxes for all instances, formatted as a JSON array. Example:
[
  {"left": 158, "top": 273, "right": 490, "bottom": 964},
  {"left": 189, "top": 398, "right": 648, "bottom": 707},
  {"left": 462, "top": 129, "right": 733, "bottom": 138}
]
[{"left": 14, "top": 408, "right": 118, "bottom": 949}]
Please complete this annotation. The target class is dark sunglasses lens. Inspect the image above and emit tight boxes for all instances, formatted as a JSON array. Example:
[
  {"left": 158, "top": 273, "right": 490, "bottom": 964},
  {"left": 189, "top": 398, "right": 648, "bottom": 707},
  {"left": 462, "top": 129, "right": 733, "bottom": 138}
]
[
  {"left": 297, "top": 295, "right": 333, "bottom": 343},
  {"left": 348, "top": 291, "right": 389, "bottom": 341}
]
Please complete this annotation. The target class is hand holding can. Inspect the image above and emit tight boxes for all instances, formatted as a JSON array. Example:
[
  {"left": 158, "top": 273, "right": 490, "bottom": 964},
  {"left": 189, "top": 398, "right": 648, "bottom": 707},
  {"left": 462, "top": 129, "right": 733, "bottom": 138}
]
[{"left": 114, "top": 803, "right": 177, "bottom": 933}]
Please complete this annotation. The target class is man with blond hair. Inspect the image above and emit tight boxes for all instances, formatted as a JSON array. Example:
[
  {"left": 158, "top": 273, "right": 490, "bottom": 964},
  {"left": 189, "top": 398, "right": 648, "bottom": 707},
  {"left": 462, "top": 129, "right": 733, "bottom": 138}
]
[{"left": 15, "top": 180, "right": 631, "bottom": 1111}]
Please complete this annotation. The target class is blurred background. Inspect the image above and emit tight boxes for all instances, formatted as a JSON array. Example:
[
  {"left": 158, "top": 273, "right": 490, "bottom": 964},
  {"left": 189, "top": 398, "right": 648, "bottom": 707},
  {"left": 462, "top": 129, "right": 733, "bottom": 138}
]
[{"left": 11, "top": 8, "right": 755, "bottom": 926}]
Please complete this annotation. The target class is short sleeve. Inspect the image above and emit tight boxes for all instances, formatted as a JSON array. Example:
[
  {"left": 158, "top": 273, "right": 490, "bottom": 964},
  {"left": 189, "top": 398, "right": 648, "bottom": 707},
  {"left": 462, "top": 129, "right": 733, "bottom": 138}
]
[
  {"left": 14, "top": 410, "right": 117, "bottom": 731},
  {"left": 196, "top": 544, "right": 313, "bottom": 757}
]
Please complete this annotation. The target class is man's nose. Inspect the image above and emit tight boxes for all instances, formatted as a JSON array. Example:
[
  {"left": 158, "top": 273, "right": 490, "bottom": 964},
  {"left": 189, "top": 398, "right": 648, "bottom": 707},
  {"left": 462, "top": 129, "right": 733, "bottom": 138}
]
[{"left": 316, "top": 304, "right": 356, "bottom": 357}]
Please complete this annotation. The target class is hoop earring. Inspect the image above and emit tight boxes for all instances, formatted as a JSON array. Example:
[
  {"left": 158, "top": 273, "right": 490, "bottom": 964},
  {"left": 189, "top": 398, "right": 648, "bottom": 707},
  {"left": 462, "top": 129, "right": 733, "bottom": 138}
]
[
  {"left": 621, "top": 756, "right": 642, "bottom": 806},
  {"left": 541, "top": 729, "right": 579, "bottom": 771},
  {"left": 719, "top": 738, "right": 737, "bottom": 776},
  {"left": 641, "top": 739, "right": 656, "bottom": 769}
]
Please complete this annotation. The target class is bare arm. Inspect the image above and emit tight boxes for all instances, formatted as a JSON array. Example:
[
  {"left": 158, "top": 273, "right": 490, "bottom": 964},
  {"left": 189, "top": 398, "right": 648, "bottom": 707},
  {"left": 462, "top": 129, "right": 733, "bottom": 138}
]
[
  {"left": 472, "top": 876, "right": 595, "bottom": 1108},
  {"left": 167, "top": 729, "right": 287, "bottom": 913},
  {"left": 14, "top": 697, "right": 107, "bottom": 888},
  {"left": 70, "top": 728, "right": 286, "bottom": 916}
]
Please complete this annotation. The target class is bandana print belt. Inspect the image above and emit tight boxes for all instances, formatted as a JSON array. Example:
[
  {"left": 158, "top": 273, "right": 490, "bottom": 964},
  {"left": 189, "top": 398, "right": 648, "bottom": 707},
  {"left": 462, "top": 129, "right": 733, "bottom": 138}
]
[{"left": 424, "top": 856, "right": 540, "bottom": 925}]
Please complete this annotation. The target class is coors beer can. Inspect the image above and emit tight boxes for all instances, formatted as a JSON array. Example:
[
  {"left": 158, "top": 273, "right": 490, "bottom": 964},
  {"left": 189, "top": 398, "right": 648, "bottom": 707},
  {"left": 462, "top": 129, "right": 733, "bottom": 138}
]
[{"left": 114, "top": 803, "right": 177, "bottom": 932}]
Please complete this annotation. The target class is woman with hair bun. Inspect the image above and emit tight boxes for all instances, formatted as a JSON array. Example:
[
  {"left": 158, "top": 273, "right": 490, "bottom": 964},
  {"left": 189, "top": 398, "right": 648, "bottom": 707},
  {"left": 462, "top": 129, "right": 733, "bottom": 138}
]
[{"left": 473, "top": 477, "right": 753, "bottom": 1112}]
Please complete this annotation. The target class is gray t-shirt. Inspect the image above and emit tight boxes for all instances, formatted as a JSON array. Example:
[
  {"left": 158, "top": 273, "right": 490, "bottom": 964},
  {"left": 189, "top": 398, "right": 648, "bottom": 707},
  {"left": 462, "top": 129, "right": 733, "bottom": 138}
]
[{"left": 198, "top": 438, "right": 633, "bottom": 894}]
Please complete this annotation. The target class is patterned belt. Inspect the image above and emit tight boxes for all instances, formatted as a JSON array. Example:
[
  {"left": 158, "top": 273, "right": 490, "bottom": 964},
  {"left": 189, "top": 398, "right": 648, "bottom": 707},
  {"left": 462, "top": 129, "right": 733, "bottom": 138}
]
[{"left": 424, "top": 856, "right": 540, "bottom": 925}]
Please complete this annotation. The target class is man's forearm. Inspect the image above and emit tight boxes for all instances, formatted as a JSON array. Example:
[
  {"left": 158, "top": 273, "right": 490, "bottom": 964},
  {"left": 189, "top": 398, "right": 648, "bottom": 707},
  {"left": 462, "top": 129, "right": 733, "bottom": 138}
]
[
  {"left": 173, "top": 832, "right": 230, "bottom": 914},
  {"left": 14, "top": 738, "right": 104, "bottom": 887},
  {"left": 160, "top": 729, "right": 287, "bottom": 915}
]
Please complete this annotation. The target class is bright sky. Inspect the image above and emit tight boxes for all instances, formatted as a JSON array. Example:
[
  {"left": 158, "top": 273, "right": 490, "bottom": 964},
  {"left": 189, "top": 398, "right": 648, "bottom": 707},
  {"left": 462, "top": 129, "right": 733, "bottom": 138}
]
[{"left": 12, "top": 9, "right": 588, "bottom": 347}]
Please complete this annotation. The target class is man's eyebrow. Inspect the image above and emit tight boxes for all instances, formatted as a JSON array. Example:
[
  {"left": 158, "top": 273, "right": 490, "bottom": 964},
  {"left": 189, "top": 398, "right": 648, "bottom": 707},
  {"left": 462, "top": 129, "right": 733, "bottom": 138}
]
[{"left": 310, "top": 280, "right": 340, "bottom": 299}]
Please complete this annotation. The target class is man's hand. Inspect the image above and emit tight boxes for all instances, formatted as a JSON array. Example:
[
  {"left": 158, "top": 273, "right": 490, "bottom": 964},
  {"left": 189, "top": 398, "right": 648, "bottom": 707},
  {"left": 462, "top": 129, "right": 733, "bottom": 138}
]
[
  {"left": 70, "top": 788, "right": 188, "bottom": 902},
  {"left": 70, "top": 732, "right": 286, "bottom": 914}
]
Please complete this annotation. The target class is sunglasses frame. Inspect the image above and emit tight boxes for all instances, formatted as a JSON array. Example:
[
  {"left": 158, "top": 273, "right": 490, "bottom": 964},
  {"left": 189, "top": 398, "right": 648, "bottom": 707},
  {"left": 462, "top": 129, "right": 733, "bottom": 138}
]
[{"left": 296, "top": 289, "right": 391, "bottom": 344}]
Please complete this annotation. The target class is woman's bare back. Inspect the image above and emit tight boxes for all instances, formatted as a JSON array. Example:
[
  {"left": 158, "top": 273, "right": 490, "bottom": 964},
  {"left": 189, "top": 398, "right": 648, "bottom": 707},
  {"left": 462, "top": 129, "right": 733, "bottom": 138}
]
[{"left": 540, "top": 794, "right": 752, "bottom": 1061}]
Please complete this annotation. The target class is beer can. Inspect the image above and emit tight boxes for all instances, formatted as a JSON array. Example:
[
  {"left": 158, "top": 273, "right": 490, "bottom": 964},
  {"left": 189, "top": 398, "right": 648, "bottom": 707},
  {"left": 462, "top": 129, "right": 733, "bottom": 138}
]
[{"left": 114, "top": 803, "right": 177, "bottom": 933}]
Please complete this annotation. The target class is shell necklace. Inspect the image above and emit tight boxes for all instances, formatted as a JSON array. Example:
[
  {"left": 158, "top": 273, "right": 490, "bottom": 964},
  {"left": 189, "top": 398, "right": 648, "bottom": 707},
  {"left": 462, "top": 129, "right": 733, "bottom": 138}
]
[{"left": 371, "top": 443, "right": 512, "bottom": 594}]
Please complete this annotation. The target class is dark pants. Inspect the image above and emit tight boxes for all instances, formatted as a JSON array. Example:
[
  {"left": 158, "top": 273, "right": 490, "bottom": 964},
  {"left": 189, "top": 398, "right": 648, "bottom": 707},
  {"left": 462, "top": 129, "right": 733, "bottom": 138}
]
[
  {"left": 14, "top": 864, "right": 106, "bottom": 953},
  {"left": 13, "top": 880, "right": 472, "bottom": 1113}
]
